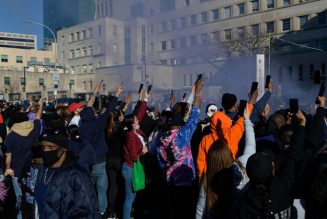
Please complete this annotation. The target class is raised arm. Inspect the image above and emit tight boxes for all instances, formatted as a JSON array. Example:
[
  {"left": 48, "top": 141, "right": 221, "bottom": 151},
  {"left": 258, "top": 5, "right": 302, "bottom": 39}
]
[
  {"left": 238, "top": 104, "right": 256, "bottom": 168},
  {"left": 250, "top": 80, "right": 272, "bottom": 123},
  {"left": 87, "top": 83, "right": 101, "bottom": 107},
  {"left": 35, "top": 98, "right": 44, "bottom": 120}
]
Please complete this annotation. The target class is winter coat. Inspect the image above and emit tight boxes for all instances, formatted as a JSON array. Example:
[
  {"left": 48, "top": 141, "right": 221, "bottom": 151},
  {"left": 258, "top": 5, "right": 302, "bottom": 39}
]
[{"left": 21, "top": 152, "right": 98, "bottom": 219}]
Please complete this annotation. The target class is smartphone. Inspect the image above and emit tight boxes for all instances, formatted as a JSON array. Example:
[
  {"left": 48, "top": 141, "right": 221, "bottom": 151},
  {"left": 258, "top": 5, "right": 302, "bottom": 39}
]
[
  {"left": 170, "top": 90, "right": 174, "bottom": 96},
  {"left": 182, "top": 93, "right": 187, "bottom": 100},
  {"left": 238, "top": 100, "right": 247, "bottom": 117},
  {"left": 100, "top": 80, "right": 104, "bottom": 84},
  {"left": 194, "top": 74, "right": 203, "bottom": 85},
  {"left": 289, "top": 99, "right": 299, "bottom": 114},
  {"left": 265, "top": 75, "right": 271, "bottom": 88},
  {"left": 316, "top": 79, "right": 326, "bottom": 104},
  {"left": 147, "top": 85, "right": 152, "bottom": 93},
  {"left": 138, "top": 84, "right": 144, "bottom": 94},
  {"left": 250, "top": 82, "right": 259, "bottom": 94},
  {"left": 313, "top": 70, "right": 321, "bottom": 84}
]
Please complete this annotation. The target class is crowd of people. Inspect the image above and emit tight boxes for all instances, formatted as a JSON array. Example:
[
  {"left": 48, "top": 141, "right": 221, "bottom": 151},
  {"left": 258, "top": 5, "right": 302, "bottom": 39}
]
[{"left": 0, "top": 76, "right": 326, "bottom": 219}]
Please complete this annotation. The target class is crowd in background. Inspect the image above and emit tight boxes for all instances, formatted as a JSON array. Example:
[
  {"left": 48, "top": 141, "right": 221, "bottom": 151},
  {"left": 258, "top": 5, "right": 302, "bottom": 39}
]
[{"left": 0, "top": 76, "right": 326, "bottom": 219}]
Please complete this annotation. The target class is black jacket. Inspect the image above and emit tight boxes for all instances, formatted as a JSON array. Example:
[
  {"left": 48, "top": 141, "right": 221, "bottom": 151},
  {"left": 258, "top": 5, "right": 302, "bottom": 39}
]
[
  {"left": 237, "top": 126, "right": 305, "bottom": 219},
  {"left": 21, "top": 152, "right": 99, "bottom": 219}
]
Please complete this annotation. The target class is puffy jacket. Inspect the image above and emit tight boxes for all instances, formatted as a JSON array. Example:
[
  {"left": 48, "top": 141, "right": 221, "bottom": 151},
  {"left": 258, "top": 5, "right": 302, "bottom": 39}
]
[
  {"left": 21, "top": 152, "right": 99, "bottom": 219},
  {"left": 197, "top": 109, "right": 251, "bottom": 178}
]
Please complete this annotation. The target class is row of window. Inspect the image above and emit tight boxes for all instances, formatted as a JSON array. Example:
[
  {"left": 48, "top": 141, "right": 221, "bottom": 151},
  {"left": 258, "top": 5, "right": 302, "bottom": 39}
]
[
  {"left": 70, "top": 64, "right": 94, "bottom": 74},
  {"left": 3, "top": 77, "right": 45, "bottom": 86},
  {"left": 279, "top": 63, "right": 326, "bottom": 81},
  {"left": 159, "top": 14, "right": 318, "bottom": 51},
  {"left": 69, "top": 46, "right": 94, "bottom": 59},
  {"left": 157, "top": 0, "right": 312, "bottom": 33},
  {"left": 0, "top": 55, "right": 50, "bottom": 64},
  {"left": 67, "top": 25, "right": 119, "bottom": 43}
]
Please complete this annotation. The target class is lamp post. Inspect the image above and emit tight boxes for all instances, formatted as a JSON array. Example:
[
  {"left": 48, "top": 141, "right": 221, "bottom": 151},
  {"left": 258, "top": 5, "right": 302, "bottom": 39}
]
[{"left": 23, "top": 20, "right": 58, "bottom": 98}]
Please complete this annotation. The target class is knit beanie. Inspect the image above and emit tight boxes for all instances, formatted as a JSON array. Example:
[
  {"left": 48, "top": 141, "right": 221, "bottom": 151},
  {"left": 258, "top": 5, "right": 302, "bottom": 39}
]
[
  {"left": 206, "top": 103, "right": 218, "bottom": 118},
  {"left": 221, "top": 93, "right": 237, "bottom": 111},
  {"left": 41, "top": 128, "right": 69, "bottom": 148}
]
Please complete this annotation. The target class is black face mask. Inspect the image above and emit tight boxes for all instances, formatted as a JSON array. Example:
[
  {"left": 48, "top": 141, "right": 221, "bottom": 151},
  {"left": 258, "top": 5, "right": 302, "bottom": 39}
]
[{"left": 41, "top": 149, "right": 61, "bottom": 167}]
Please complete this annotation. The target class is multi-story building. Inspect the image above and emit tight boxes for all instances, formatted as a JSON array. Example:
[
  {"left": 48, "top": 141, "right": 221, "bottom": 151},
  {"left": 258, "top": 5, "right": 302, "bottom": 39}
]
[
  {"left": 0, "top": 32, "right": 36, "bottom": 50},
  {"left": 56, "top": 0, "right": 327, "bottom": 106},
  {"left": 43, "top": 0, "right": 95, "bottom": 46},
  {"left": 0, "top": 32, "right": 75, "bottom": 100}
]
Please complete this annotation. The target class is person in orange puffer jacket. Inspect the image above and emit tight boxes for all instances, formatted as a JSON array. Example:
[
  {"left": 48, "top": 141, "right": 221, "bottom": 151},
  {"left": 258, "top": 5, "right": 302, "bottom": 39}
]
[{"left": 196, "top": 91, "right": 257, "bottom": 179}]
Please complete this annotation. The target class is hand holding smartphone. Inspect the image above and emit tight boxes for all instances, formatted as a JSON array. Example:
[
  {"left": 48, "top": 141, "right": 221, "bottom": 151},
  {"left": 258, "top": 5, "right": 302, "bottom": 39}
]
[
  {"left": 238, "top": 100, "right": 247, "bottom": 117},
  {"left": 147, "top": 85, "right": 152, "bottom": 93},
  {"left": 250, "top": 82, "right": 259, "bottom": 94},
  {"left": 138, "top": 84, "right": 144, "bottom": 94},
  {"left": 265, "top": 75, "right": 271, "bottom": 89},
  {"left": 316, "top": 79, "right": 326, "bottom": 104},
  {"left": 289, "top": 99, "right": 299, "bottom": 114}
]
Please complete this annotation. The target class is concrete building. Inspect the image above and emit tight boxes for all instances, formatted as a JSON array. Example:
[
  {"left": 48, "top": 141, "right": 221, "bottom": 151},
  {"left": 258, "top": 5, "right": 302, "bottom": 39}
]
[
  {"left": 55, "top": 0, "right": 327, "bottom": 107},
  {"left": 0, "top": 32, "right": 75, "bottom": 100},
  {"left": 0, "top": 32, "right": 36, "bottom": 50},
  {"left": 43, "top": 0, "right": 95, "bottom": 46}
]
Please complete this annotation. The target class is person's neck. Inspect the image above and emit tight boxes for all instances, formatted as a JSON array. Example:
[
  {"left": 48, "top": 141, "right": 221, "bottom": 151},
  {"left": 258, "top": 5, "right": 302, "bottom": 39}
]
[{"left": 51, "top": 152, "right": 67, "bottom": 168}]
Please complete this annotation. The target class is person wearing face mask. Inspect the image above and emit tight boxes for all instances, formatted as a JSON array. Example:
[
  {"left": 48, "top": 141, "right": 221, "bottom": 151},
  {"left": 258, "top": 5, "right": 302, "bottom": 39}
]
[
  {"left": 21, "top": 128, "right": 98, "bottom": 219},
  {"left": 121, "top": 89, "right": 150, "bottom": 219}
]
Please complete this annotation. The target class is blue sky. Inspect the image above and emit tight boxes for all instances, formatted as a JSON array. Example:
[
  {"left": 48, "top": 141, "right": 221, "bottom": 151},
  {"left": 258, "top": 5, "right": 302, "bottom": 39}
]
[{"left": 0, "top": 0, "right": 44, "bottom": 48}]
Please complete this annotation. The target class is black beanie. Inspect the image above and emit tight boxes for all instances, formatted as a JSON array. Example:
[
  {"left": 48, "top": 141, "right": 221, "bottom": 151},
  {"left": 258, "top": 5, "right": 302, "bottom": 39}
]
[
  {"left": 41, "top": 129, "right": 69, "bottom": 148},
  {"left": 221, "top": 93, "right": 237, "bottom": 111},
  {"left": 246, "top": 151, "right": 274, "bottom": 184}
]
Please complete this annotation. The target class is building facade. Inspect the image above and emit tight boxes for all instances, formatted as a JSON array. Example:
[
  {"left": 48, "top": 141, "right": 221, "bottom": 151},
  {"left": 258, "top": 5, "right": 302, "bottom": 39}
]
[
  {"left": 0, "top": 32, "right": 36, "bottom": 50},
  {"left": 43, "top": 0, "right": 95, "bottom": 46}
]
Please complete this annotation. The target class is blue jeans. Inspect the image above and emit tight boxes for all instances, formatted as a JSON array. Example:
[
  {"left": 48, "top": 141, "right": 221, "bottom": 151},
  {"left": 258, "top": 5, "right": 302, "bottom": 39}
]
[
  {"left": 122, "top": 163, "right": 135, "bottom": 219},
  {"left": 91, "top": 162, "right": 108, "bottom": 213},
  {"left": 12, "top": 177, "right": 22, "bottom": 219}
]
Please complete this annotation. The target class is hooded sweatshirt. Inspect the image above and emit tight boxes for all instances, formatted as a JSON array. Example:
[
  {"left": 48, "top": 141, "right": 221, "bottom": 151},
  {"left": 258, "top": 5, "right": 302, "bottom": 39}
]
[
  {"left": 197, "top": 112, "right": 246, "bottom": 178},
  {"left": 4, "top": 120, "right": 41, "bottom": 179},
  {"left": 79, "top": 96, "right": 118, "bottom": 163}
]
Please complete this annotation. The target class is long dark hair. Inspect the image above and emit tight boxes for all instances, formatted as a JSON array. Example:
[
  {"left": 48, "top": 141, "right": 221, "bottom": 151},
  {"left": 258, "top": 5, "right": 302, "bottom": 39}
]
[
  {"left": 205, "top": 139, "right": 234, "bottom": 218},
  {"left": 124, "top": 114, "right": 135, "bottom": 131}
]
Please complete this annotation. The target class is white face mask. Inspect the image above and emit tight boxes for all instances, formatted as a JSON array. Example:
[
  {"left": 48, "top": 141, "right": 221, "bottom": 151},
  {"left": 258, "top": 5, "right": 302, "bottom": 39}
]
[{"left": 206, "top": 105, "right": 218, "bottom": 118}]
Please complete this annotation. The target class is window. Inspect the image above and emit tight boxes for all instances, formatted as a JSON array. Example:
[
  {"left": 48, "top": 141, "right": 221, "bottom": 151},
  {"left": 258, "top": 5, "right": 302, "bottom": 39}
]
[
  {"left": 20, "top": 77, "right": 26, "bottom": 86},
  {"left": 1, "top": 55, "right": 8, "bottom": 62},
  {"left": 171, "top": 39, "right": 176, "bottom": 49},
  {"left": 224, "top": 7, "right": 232, "bottom": 18},
  {"left": 282, "top": 18, "right": 291, "bottom": 31},
  {"left": 161, "top": 21, "right": 167, "bottom": 32},
  {"left": 39, "top": 78, "right": 44, "bottom": 86},
  {"left": 224, "top": 29, "right": 231, "bottom": 40},
  {"left": 212, "top": 9, "right": 219, "bottom": 20},
  {"left": 238, "top": 3, "right": 245, "bottom": 15},
  {"left": 69, "top": 50, "right": 74, "bottom": 59},
  {"left": 83, "top": 81, "right": 86, "bottom": 90},
  {"left": 318, "top": 12, "right": 327, "bottom": 25},
  {"left": 299, "top": 64, "right": 304, "bottom": 81},
  {"left": 75, "top": 49, "right": 80, "bottom": 58},
  {"left": 251, "top": 24, "right": 260, "bottom": 36},
  {"left": 30, "top": 57, "right": 37, "bottom": 62},
  {"left": 282, "top": 0, "right": 290, "bottom": 6},
  {"left": 201, "top": 33, "right": 209, "bottom": 44},
  {"left": 161, "top": 41, "right": 167, "bottom": 50},
  {"left": 69, "top": 33, "right": 73, "bottom": 42},
  {"left": 191, "top": 14, "right": 197, "bottom": 25},
  {"left": 185, "top": 0, "right": 190, "bottom": 6},
  {"left": 266, "top": 21, "right": 275, "bottom": 33},
  {"left": 4, "top": 77, "right": 10, "bottom": 86},
  {"left": 82, "top": 47, "right": 87, "bottom": 56},
  {"left": 251, "top": 0, "right": 259, "bottom": 12},
  {"left": 89, "top": 81, "right": 93, "bottom": 90},
  {"left": 299, "top": 15, "right": 309, "bottom": 29},
  {"left": 190, "top": 35, "right": 197, "bottom": 46},
  {"left": 82, "top": 65, "right": 87, "bottom": 73},
  {"left": 87, "top": 28, "right": 93, "bottom": 38},
  {"left": 44, "top": 58, "right": 50, "bottom": 64},
  {"left": 212, "top": 31, "right": 219, "bottom": 41},
  {"left": 267, "top": 0, "right": 274, "bottom": 9},
  {"left": 180, "top": 17, "right": 187, "bottom": 27},
  {"left": 160, "top": 60, "right": 167, "bottom": 65},
  {"left": 170, "top": 59, "right": 177, "bottom": 65},
  {"left": 89, "top": 64, "right": 93, "bottom": 73},
  {"left": 98, "top": 25, "right": 102, "bottom": 35},
  {"left": 171, "top": 20, "right": 176, "bottom": 30},
  {"left": 88, "top": 46, "right": 93, "bottom": 55},
  {"left": 75, "top": 32, "right": 80, "bottom": 41},
  {"left": 201, "top": 12, "right": 208, "bottom": 23},
  {"left": 237, "top": 27, "right": 245, "bottom": 38},
  {"left": 160, "top": 0, "right": 175, "bottom": 13},
  {"left": 180, "top": 37, "right": 187, "bottom": 48},
  {"left": 82, "top": 30, "right": 86, "bottom": 39},
  {"left": 131, "top": 3, "right": 143, "bottom": 17},
  {"left": 16, "top": 56, "right": 23, "bottom": 63}
]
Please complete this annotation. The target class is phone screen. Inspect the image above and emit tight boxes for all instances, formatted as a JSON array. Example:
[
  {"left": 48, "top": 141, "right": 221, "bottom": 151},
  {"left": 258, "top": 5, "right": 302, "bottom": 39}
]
[
  {"left": 238, "top": 100, "right": 247, "bottom": 116},
  {"left": 138, "top": 84, "right": 144, "bottom": 94},
  {"left": 289, "top": 99, "right": 299, "bottom": 113},
  {"left": 250, "top": 82, "right": 259, "bottom": 94},
  {"left": 265, "top": 75, "right": 271, "bottom": 88}
]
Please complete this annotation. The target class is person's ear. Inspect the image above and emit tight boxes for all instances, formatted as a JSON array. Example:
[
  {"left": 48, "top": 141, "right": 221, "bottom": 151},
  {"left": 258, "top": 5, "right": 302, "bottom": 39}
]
[{"left": 57, "top": 148, "right": 67, "bottom": 157}]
